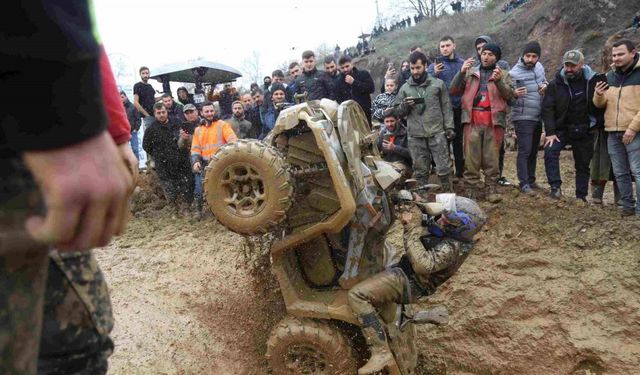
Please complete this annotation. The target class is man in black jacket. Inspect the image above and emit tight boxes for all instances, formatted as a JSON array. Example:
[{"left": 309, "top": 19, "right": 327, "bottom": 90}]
[
  {"left": 542, "top": 50, "right": 606, "bottom": 201},
  {"left": 335, "top": 55, "right": 376, "bottom": 122},
  {"left": 121, "top": 91, "right": 141, "bottom": 160},
  {"left": 142, "top": 103, "right": 194, "bottom": 214},
  {"left": 294, "top": 50, "right": 335, "bottom": 101}
]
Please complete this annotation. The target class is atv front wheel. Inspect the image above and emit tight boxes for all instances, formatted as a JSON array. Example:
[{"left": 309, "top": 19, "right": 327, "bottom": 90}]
[
  {"left": 266, "top": 316, "right": 358, "bottom": 374},
  {"left": 204, "top": 140, "right": 293, "bottom": 235}
]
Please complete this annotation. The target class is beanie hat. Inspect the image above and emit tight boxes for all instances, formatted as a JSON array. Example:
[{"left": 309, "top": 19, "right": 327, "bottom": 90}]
[
  {"left": 270, "top": 82, "right": 287, "bottom": 95},
  {"left": 481, "top": 43, "right": 502, "bottom": 61},
  {"left": 523, "top": 41, "right": 541, "bottom": 57}
]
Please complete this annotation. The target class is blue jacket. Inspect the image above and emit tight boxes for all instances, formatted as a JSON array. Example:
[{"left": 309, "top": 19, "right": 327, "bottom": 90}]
[
  {"left": 428, "top": 54, "right": 465, "bottom": 108},
  {"left": 508, "top": 59, "right": 548, "bottom": 122}
]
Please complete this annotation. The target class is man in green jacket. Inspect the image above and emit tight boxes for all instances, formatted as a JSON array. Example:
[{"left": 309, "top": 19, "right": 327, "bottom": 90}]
[{"left": 394, "top": 51, "right": 455, "bottom": 191}]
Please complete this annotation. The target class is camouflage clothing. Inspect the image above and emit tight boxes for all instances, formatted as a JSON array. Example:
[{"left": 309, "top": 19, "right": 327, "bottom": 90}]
[
  {"left": 348, "top": 205, "right": 474, "bottom": 316},
  {"left": 38, "top": 251, "right": 114, "bottom": 375}
]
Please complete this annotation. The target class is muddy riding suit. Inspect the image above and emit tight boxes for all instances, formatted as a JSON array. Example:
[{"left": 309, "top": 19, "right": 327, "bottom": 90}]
[
  {"left": 348, "top": 196, "right": 486, "bottom": 374},
  {"left": 190, "top": 120, "right": 237, "bottom": 213},
  {"left": 394, "top": 73, "right": 454, "bottom": 190}
]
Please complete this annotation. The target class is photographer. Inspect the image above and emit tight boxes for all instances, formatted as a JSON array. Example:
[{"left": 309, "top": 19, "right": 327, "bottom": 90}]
[
  {"left": 377, "top": 109, "right": 412, "bottom": 178},
  {"left": 394, "top": 51, "right": 455, "bottom": 191}
]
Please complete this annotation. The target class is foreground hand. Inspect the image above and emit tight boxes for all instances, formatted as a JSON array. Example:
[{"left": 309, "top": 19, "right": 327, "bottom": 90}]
[
  {"left": 461, "top": 58, "right": 474, "bottom": 74},
  {"left": 345, "top": 75, "right": 355, "bottom": 85},
  {"left": 193, "top": 161, "right": 202, "bottom": 173},
  {"left": 382, "top": 140, "right": 396, "bottom": 151},
  {"left": 491, "top": 68, "right": 503, "bottom": 81},
  {"left": 594, "top": 81, "right": 609, "bottom": 96},
  {"left": 117, "top": 142, "right": 139, "bottom": 193},
  {"left": 22, "top": 131, "right": 132, "bottom": 251},
  {"left": 538, "top": 83, "right": 548, "bottom": 95},
  {"left": 623, "top": 128, "right": 637, "bottom": 145},
  {"left": 544, "top": 135, "right": 560, "bottom": 148},
  {"left": 385, "top": 66, "right": 397, "bottom": 79},
  {"left": 434, "top": 63, "right": 445, "bottom": 75},
  {"left": 514, "top": 87, "right": 527, "bottom": 98}
]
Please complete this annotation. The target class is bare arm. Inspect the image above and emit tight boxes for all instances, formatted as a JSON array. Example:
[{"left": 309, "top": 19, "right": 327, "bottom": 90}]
[{"left": 133, "top": 94, "right": 149, "bottom": 117}]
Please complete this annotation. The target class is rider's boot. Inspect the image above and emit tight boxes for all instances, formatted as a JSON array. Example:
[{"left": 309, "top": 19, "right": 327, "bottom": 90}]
[{"left": 358, "top": 313, "right": 394, "bottom": 374}]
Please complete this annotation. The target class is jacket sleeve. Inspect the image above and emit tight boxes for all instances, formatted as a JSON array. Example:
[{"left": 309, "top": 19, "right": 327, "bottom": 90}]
[
  {"left": 352, "top": 71, "right": 375, "bottom": 94},
  {"left": 593, "top": 91, "right": 608, "bottom": 108},
  {"left": 223, "top": 122, "right": 238, "bottom": 143},
  {"left": 427, "top": 63, "right": 436, "bottom": 77},
  {"left": 142, "top": 126, "right": 155, "bottom": 155},
  {"left": 190, "top": 127, "right": 203, "bottom": 164},
  {"left": 449, "top": 71, "right": 467, "bottom": 96},
  {"left": 495, "top": 70, "right": 514, "bottom": 101},
  {"left": 393, "top": 138, "right": 412, "bottom": 161},
  {"left": 542, "top": 83, "right": 557, "bottom": 135},
  {"left": 393, "top": 87, "right": 410, "bottom": 118},
  {"left": 439, "top": 82, "right": 454, "bottom": 131}
]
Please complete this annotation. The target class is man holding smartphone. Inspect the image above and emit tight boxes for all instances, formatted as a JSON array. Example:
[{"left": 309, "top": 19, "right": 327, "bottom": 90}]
[
  {"left": 428, "top": 36, "right": 465, "bottom": 178},
  {"left": 394, "top": 51, "right": 455, "bottom": 191}
]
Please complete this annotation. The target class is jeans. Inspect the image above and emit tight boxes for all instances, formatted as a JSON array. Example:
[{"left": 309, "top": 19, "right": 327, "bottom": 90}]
[
  {"left": 514, "top": 120, "right": 542, "bottom": 187},
  {"left": 608, "top": 131, "right": 640, "bottom": 214},
  {"left": 194, "top": 172, "right": 204, "bottom": 210},
  {"left": 130, "top": 130, "right": 140, "bottom": 161},
  {"left": 544, "top": 130, "right": 594, "bottom": 198},
  {"left": 451, "top": 107, "right": 465, "bottom": 177}
]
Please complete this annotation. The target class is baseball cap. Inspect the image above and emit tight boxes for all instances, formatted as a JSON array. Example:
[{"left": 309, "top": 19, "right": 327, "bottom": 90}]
[
  {"left": 563, "top": 50, "right": 584, "bottom": 65},
  {"left": 183, "top": 104, "right": 197, "bottom": 112}
]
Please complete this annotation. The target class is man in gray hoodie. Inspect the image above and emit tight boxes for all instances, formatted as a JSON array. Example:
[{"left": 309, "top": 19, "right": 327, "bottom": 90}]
[{"left": 509, "top": 41, "right": 548, "bottom": 194}]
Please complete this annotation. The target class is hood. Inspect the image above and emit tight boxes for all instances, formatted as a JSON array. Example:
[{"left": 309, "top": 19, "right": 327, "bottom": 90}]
[
  {"left": 475, "top": 35, "right": 493, "bottom": 47},
  {"left": 558, "top": 64, "right": 596, "bottom": 85}
]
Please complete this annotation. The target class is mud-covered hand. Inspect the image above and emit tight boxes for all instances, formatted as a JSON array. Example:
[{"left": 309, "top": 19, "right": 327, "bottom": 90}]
[
  {"left": 445, "top": 129, "right": 456, "bottom": 140},
  {"left": 22, "top": 131, "right": 132, "bottom": 251}
]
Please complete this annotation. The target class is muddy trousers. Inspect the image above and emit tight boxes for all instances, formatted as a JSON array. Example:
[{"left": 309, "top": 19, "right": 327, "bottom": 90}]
[
  {"left": 463, "top": 123, "right": 504, "bottom": 187},
  {"left": 348, "top": 268, "right": 415, "bottom": 317},
  {"left": 38, "top": 251, "right": 114, "bottom": 375},
  {"left": 407, "top": 133, "right": 451, "bottom": 186}
]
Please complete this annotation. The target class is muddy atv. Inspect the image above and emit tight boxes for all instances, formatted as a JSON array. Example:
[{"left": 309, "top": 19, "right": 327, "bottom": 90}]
[{"left": 204, "top": 100, "right": 444, "bottom": 374}]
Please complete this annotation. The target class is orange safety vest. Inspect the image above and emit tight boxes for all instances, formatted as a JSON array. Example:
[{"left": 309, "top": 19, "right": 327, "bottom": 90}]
[{"left": 191, "top": 120, "right": 237, "bottom": 161}]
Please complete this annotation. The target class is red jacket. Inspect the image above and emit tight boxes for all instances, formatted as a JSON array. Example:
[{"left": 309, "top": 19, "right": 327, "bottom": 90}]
[{"left": 100, "top": 47, "right": 131, "bottom": 145}]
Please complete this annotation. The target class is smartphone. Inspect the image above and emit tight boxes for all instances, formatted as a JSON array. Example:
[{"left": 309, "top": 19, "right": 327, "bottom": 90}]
[
  {"left": 515, "top": 80, "right": 525, "bottom": 89},
  {"left": 388, "top": 62, "right": 395, "bottom": 70},
  {"left": 383, "top": 133, "right": 392, "bottom": 142},
  {"left": 435, "top": 57, "right": 443, "bottom": 65},
  {"left": 406, "top": 97, "right": 425, "bottom": 104}
]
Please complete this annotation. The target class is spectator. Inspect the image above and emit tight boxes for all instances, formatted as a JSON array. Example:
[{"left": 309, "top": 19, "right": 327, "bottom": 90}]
[
  {"left": 133, "top": 66, "right": 157, "bottom": 129},
  {"left": 208, "top": 83, "right": 239, "bottom": 119},
  {"left": 508, "top": 41, "right": 548, "bottom": 194},
  {"left": 450, "top": 43, "right": 514, "bottom": 202},
  {"left": 142, "top": 103, "right": 194, "bottom": 216},
  {"left": 542, "top": 50, "right": 605, "bottom": 201},
  {"left": 473, "top": 35, "right": 512, "bottom": 186},
  {"left": 177, "top": 86, "right": 194, "bottom": 106},
  {"left": 428, "top": 36, "right": 465, "bottom": 178},
  {"left": 161, "top": 93, "right": 185, "bottom": 123},
  {"left": 252, "top": 89, "right": 268, "bottom": 139},
  {"left": 228, "top": 100, "right": 252, "bottom": 138},
  {"left": 191, "top": 101, "right": 238, "bottom": 218},
  {"left": 324, "top": 55, "right": 342, "bottom": 89},
  {"left": 294, "top": 50, "right": 335, "bottom": 100},
  {"left": 288, "top": 62, "right": 302, "bottom": 81},
  {"left": 260, "top": 83, "right": 288, "bottom": 138},
  {"left": 242, "top": 93, "right": 263, "bottom": 139},
  {"left": 594, "top": 40, "right": 640, "bottom": 216},
  {"left": 121, "top": 90, "right": 141, "bottom": 160},
  {"left": 395, "top": 51, "right": 455, "bottom": 191},
  {"left": 263, "top": 76, "right": 272, "bottom": 91},
  {"left": 632, "top": 12, "right": 640, "bottom": 32},
  {"left": 380, "top": 60, "right": 410, "bottom": 94},
  {"left": 271, "top": 69, "right": 295, "bottom": 102},
  {"left": 179, "top": 103, "right": 201, "bottom": 152},
  {"left": 378, "top": 109, "right": 412, "bottom": 178},
  {"left": 372, "top": 78, "right": 398, "bottom": 124},
  {"left": 335, "top": 55, "right": 375, "bottom": 122}
]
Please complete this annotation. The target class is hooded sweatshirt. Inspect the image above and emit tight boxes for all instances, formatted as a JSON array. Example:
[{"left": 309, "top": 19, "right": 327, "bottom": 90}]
[{"left": 474, "top": 35, "right": 510, "bottom": 71}]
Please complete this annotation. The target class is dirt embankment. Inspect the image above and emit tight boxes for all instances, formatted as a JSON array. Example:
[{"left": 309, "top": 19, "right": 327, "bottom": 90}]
[{"left": 102, "top": 152, "right": 640, "bottom": 375}]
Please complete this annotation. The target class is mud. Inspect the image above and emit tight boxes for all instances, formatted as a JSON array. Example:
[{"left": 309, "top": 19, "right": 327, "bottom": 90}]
[{"left": 99, "top": 151, "right": 639, "bottom": 375}]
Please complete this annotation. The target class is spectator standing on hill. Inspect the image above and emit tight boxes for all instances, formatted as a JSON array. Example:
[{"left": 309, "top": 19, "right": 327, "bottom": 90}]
[
  {"left": 294, "top": 50, "right": 334, "bottom": 100},
  {"left": 395, "top": 51, "right": 455, "bottom": 191},
  {"left": 428, "top": 36, "right": 465, "bottom": 178},
  {"left": 542, "top": 50, "right": 605, "bottom": 202},
  {"left": 450, "top": 43, "right": 514, "bottom": 202},
  {"left": 594, "top": 40, "right": 640, "bottom": 216},
  {"left": 335, "top": 55, "right": 376, "bottom": 122},
  {"left": 509, "top": 41, "right": 548, "bottom": 194}
]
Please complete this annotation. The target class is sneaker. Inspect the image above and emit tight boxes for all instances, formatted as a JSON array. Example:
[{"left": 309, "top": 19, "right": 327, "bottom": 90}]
[
  {"left": 521, "top": 185, "right": 536, "bottom": 195},
  {"left": 497, "top": 177, "right": 512, "bottom": 186},
  {"left": 621, "top": 207, "right": 635, "bottom": 217},
  {"left": 549, "top": 187, "right": 562, "bottom": 199}
]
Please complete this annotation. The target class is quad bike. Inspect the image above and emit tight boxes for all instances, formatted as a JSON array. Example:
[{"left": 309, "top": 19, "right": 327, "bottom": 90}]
[{"left": 204, "top": 99, "right": 447, "bottom": 374}]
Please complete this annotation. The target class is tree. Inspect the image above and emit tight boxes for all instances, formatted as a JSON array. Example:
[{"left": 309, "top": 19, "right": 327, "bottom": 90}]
[
  {"left": 400, "top": 0, "right": 449, "bottom": 17},
  {"left": 241, "top": 50, "right": 264, "bottom": 85}
]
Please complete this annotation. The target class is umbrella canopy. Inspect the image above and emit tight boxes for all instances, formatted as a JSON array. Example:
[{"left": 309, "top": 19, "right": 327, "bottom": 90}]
[{"left": 150, "top": 60, "right": 242, "bottom": 84}]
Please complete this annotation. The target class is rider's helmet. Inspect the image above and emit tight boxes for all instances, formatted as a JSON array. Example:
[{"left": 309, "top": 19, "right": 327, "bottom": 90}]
[{"left": 432, "top": 196, "right": 486, "bottom": 242}]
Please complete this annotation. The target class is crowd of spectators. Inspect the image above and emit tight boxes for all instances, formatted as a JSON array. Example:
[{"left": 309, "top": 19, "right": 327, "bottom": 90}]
[{"left": 125, "top": 34, "right": 640, "bottom": 220}]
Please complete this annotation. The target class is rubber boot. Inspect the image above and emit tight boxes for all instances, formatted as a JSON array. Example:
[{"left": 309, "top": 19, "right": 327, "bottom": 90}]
[
  {"left": 358, "top": 313, "right": 394, "bottom": 375},
  {"left": 486, "top": 184, "right": 502, "bottom": 203},
  {"left": 591, "top": 183, "right": 605, "bottom": 205},
  {"left": 439, "top": 174, "right": 452, "bottom": 192}
]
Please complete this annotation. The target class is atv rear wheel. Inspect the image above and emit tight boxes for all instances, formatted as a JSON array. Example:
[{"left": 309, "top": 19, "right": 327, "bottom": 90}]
[
  {"left": 204, "top": 140, "right": 293, "bottom": 235},
  {"left": 266, "top": 316, "right": 358, "bottom": 375}
]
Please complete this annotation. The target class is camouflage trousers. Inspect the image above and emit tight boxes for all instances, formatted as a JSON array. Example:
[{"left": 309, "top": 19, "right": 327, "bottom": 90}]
[
  {"left": 407, "top": 133, "right": 451, "bottom": 186},
  {"left": 348, "top": 267, "right": 421, "bottom": 317},
  {"left": 1, "top": 168, "right": 113, "bottom": 375}
]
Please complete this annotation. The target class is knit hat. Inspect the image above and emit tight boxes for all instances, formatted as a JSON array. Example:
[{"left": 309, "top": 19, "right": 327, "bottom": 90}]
[
  {"left": 481, "top": 43, "right": 502, "bottom": 61},
  {"left": 523, "top": 41, "right": 541, "bottom": 57},
  {"left": 270, "top": 82, "right": 286, "bottom": 94}
]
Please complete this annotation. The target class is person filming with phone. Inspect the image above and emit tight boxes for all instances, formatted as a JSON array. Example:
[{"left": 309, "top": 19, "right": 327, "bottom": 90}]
[{"left": 394, "top": 51, "right": 455, "bottom": 191}]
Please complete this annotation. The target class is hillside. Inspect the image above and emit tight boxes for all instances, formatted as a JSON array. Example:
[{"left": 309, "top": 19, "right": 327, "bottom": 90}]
[{"left": 355, "top": 0, "right": 640, "bottom": 88}]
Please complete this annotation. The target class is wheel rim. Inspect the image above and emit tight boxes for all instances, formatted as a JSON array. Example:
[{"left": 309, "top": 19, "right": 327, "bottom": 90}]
[
  {"left": 220, "top": 163, "right": 266, "bottom": 217},
  {"left": 284, "top": 344, "right": 329, "bottom": 374}
]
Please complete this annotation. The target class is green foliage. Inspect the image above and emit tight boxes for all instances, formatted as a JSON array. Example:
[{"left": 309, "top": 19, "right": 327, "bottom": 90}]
[{"left": 485, "top": 0, "right": 498, "bottom": 10}]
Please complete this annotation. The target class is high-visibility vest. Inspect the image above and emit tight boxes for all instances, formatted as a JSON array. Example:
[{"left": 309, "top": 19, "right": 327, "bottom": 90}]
[{"left": 191, "top": 120, "right": 237, "bottom": 161}]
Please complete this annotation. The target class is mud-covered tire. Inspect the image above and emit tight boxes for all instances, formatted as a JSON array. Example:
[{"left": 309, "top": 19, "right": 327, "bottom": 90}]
[
  {"left": 204, "top": 140, "right": 293, "bottom": 235},
  {"left": 266, "top": 317, "right": 358, "bottom": 375}
]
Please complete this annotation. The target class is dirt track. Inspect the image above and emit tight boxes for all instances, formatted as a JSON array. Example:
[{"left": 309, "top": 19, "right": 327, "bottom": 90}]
[{"left": 99, "top": 151, "right": 639, "bottom": 375}]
